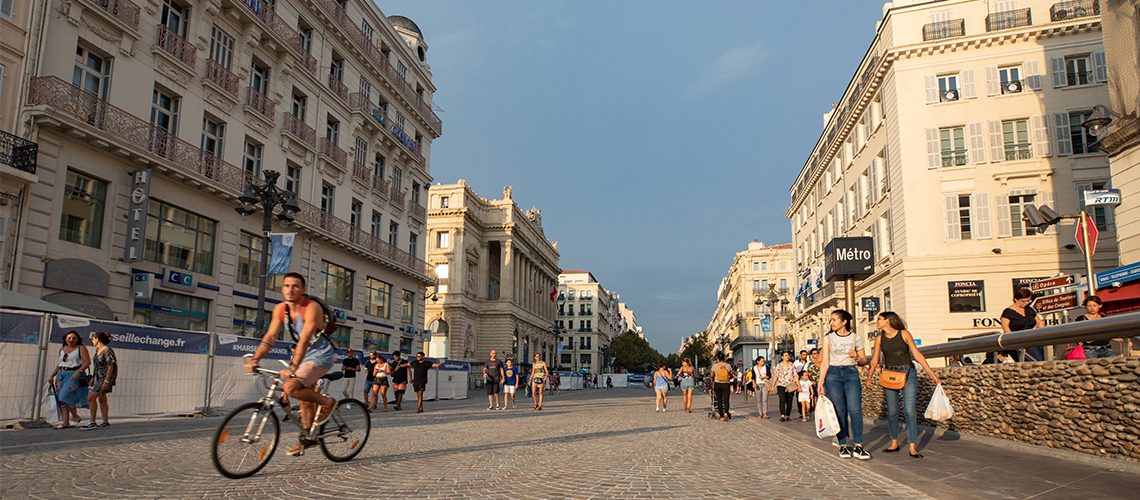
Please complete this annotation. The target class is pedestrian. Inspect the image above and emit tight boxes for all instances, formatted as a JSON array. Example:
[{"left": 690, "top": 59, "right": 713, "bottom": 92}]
[
  {"left": 773, "top": 351, "right": 797, "bottom": 422},
  {"left": 484, "top": 349, "right": 505, "bottom": 410},
  {"left": 653, "top": 360, "right": 673, "bottom": 412},
  {"left": 48, "top": 330, "right": 90, "bottom": 429},
  {"left": 530, "top": 353, "right": 549, "bottom": 410},
  {"left": 340, "top": 349, "right": 360, "bottom": 399},
  {"left": 1075, "top": 296, "right": 1122, "bottom": 359},
  {"left": 743, "top": 366, "right": 754, "bottom": 399},
  {"left": 866, "top": 311, "right": 942, "bottom": 458},
  {"left": 998, "top": 287, "right": 1044, "bottom": 362},
  {"left": 709, "top": 353, "right": 734, "bottom": 421},
  {"left": 390, "top": 351, "right": 409, "bottom": 410},
  {"left": 797, "top": 371, "right": 812, "bottom": 422},
  {"left": 794, "top": 350, "right": 808, "bottom": 373},
  {"left": 503, "top": 358, "right": 519, "bottom": 409},
  {"left": 408, "top": 351, "right": 441, "bottom": 413},
  {"left": 606, "top": 375, "right": 613, "bottom": 390},
  {"left": 806, "top": 348, "right": 821, "bottom": 411},
  {"left": 593, "top": 374, "right": 599, "bottom": 390},
  {"left": 678, "top": 358, "right": 696, "bottom": 413},
  {"left": 552, "top": 372, "right": 561, "bottom": 394},
  {"left": 81, "top": 332, "right": 116, "bottom": 430},
  {"left": 369, "top": 353, "right": 391, "bottom": 412},
  {"left": 363, "top": 352, "right": 377, "bottom": 400},
  {"left": 817, "top": 308, "right": 871, "bottom": 460},
  {"left": 751, "top": 356, "right": 770, "bottom": 419}
]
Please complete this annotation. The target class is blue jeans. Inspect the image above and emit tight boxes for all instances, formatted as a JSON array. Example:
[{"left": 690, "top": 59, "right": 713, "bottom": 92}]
[
  {"left": 1086, "top": 346, "right": 1115, "bottom": 359},
  {"left": 883, "top": 367, "right": 918, "bottom": 445},
  {"left": 1024, "top": 346, "right": 1045, "bottom": 362},
  {"left": 824, "top": 365, "right": 863, "bottom": 445}
]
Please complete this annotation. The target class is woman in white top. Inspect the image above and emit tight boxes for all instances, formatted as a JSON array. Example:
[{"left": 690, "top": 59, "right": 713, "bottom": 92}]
[
  {"left": 816, "top": 309, "right": 871, "bottom": 460},
  {"left": 47, "top": 330, "right": 91, "bottom": 429},
  {"left": 369, "top": 355, "right": 391, "bottom": 412}
]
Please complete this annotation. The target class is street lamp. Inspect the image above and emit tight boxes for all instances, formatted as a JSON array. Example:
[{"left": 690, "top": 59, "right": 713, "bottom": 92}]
[{"left": 235, "top": 170, "right": 300, "bottom": 333}]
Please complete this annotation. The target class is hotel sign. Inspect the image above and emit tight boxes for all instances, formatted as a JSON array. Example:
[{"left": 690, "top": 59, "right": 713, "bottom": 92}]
[{"left": 122, "top": 170, "right": 152, "bottom": 262}]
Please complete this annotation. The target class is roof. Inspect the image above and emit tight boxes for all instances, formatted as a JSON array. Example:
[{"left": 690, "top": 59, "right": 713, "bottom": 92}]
[{"left": 388, "top": 15, "right": 423, "bottom": 37}]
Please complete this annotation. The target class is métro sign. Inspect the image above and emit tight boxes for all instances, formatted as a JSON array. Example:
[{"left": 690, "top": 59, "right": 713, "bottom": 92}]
[{"left": 824, "top": 237, "right": 874, "bottom": 280}]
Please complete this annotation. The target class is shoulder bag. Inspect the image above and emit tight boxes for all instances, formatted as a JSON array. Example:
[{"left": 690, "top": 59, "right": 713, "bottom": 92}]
[{"left": 879, "top": 369, "right": 906, "bottom": 390}]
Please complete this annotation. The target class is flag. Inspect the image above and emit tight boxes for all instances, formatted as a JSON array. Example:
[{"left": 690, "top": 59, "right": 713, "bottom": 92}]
[
  {"left": 268, "top": 233, "right": 295, "bottom": 275},
  {"left": 550, "top": 285, "right": 558, "bottom": 302}
]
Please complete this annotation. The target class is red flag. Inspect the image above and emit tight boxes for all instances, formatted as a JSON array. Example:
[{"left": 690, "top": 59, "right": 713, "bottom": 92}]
[{"left": 550, "top": 285, "right": 558, "bottom": 302}]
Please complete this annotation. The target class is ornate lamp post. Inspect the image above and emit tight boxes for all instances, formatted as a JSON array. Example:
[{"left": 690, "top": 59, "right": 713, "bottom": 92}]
[{"left": 235, "top": 170, "right": 300, "bottom": 333}]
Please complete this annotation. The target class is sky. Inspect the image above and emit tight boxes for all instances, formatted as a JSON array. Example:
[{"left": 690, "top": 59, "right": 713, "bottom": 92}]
[{"left": 380, "top": 0, "right": 884, "bottom": 353}]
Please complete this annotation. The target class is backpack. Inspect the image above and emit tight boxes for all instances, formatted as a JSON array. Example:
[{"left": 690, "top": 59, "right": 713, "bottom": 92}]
[
  {"left": 714, "top": 364, "right": 731, "bottom": 383},
  {"left": 283, "top": 295, "right": 339, "bottom": 348}
]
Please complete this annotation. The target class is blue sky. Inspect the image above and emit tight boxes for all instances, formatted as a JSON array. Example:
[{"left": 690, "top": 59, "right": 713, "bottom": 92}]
[{"left": 381, "top": 0, "right": 883, "bottom": 352}]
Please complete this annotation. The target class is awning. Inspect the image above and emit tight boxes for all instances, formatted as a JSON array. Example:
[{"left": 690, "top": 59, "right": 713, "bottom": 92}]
[
  {"left": 0, "top": 289, "right": 93, "bottom": 317},
  {"left": 1099, "top": 281, "right": 1140, "bottom": 315}
]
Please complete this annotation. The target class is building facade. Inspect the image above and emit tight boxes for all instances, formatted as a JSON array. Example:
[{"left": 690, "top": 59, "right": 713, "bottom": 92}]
[
  {"left": 1, "top": 0, "right": 39, "bottom": 291},
  {"left": 1097, "top": 0, "right": 1138, "bottom": 263},
  {"left": 617, "top": 300, "right": 643, "bottom": 338},
  {"left": 704, "top": 241, "right": 795, "bottom": 361},
  {"left": 558, "top": 270, "right": 621, "bottom": 374},
  {"left": 11, "top": 0, "right": 441, "bottom": 353},
  {"left": 423, "top": 182, "right": 560, "bottom": 363},
  {"left": 787, "top": 0, "right": 1117, "bottom": 353}
]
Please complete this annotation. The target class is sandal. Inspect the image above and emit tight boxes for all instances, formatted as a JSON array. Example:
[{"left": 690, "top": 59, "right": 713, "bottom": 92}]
[
  {"left": 883, "top": 446, "right": 900, "bottom": 453},
  {"left": 909, "top": 451, "right": 924, "bottom": 459}
]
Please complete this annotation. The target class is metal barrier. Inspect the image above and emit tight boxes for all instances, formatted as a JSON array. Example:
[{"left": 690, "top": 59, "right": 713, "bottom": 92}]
[{"left": 918, "top": 310, "right": 1140, "bottom": 358}]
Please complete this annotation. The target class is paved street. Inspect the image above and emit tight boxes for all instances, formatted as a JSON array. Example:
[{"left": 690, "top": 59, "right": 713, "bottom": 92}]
[{"left": 1, "top": 388, "right": 1136, "bottom": 499}]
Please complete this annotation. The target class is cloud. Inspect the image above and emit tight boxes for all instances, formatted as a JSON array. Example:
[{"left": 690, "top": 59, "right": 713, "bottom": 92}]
[{"left": 691, "top": 44, "right": 766, "bottom": 94}]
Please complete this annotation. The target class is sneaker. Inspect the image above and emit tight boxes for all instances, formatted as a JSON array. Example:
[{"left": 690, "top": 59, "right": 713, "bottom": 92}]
[
  {"left": 79, "top": 422, "right": 99, "bottom": 431},
  {"left": 852, "top": 445, "right": 872, "bottom": 460},
  {"left": 97, "top": 422, "right": 110, "bottom": 428},
  {"left": 286, "top": 437, "right": 318, "bottom": 457},
  {"left": 839, "top": 446, "right": 853, "bottom": 459},
  {"left": 487, "top": 406, "right": 494, "bottom": 410},
  {"left": 313, "top": 398, "right": 337, "bottom": 427}
]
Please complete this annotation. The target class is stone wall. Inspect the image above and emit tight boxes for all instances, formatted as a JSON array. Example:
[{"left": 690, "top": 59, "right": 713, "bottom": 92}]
[{"left": 861, "top": 357, "right": 1140, "bottom": 461}]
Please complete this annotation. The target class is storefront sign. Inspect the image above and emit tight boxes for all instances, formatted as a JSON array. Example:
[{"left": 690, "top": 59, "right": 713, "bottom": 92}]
[
  {"left": 824, "top": 237, "right": 874, "bottom": 280},
  {"left": 163, "top": 270, "right": 195, "bottom": 291},
  {"left": 123, "top": 169, "right": 152, "bottom": 263},
  {"left": 948, "top": 280, "right": 985, "bottom": 313},
  {"left": 861, "top": 297, "right": 880, "bottom": 312},
  {"left": 132, "top": 273, "right": 154, "bottom": 299},
  {"left": 1083, "top": 188, "right": 1121, "bottom": 207},
  {"left": 1034, "top": 291, "right": 1079, "bottom": 313},
  {"left": 1096, "top": 262, "right": 1140, "bottom": 289},
  {"left": 43, "top": 258, "right": 109, "bottom": 296}
]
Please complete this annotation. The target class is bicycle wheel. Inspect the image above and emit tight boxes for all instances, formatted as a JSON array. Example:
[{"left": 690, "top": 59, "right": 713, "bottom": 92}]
[
  {"left": 318, "top": 398, "right": 370, "bottom": 462},
  {"left": 211, "top": 402, "right": 280, "bottom": 479}
]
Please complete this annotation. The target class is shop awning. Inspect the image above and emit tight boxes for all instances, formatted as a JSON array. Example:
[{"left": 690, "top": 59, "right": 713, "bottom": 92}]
[{"left": 0, "top": 289, "right": 92, "bottom": 317}]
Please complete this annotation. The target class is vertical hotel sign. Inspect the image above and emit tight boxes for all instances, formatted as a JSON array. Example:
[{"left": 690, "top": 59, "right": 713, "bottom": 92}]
[{"left": 123, "top": 169, "right": 152, "bottom": 262}]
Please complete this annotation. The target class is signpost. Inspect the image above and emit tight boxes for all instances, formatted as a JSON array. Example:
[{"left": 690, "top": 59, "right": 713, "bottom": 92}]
[
  {"left": 1034, "top": 291, "right": 1079, "bottom": 314},
  {"left": 824, "top": 237, "right": 875, "bottom": 335},
  {"left": 1027, "top": 275, "right": 1075, "bottom": 293},
  {"left": 1075, "top": 211, "right": 1099, "bottom": 296}
]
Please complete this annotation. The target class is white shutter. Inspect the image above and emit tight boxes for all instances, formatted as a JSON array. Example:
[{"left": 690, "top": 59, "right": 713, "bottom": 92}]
[
  {"left": 944, "top": 195, "right": 961, "bottom": 241},
  {"left": 871, "top": 217, "right": 881, "bottom": 257},
  {"left": 882, "top": 147, "right": 890, "bottom": 192},
  {"left": 1032, "top": 115, "right": 1051, "bottom": 158},
  {"left": 1051, "top": 57, "right": 1067, "bottom": 88},
  {"left": 1092, "top": 51, "right": 1108, "bottom": 83},
  {"left": 969, "top": 122, "right": 986, "bottom": 164},
  {"left": 867, "top": 161, "right": 877, "bottom": 200},
  {"left": 1039, "top": 191, "right": 1056, "bottom": 234},
  {"left": 1054, "top": 112, "right": 1073, "bottom": 156},
  {"left": 961, "top": 70, "right": 977, "bottom": 99},
  {"left": 971, "top": 193, "right": 992, "bottom": 239},
  {"left": 927, "top": 128, "right": 941, "bottom": 168},
  {"left": 924, "top": 75, "right": 938, "bottom": 104},
  {"left": 986, "top": 66, "right": 999, "bottom": 96},
  {"left": 1025, "top": 60, "right": 1042, "bottom": 90},
  {"left": 996, "top": 193, "right": 1012, "bottom": 238},
  {"left": 989, "top": 120, "right": 1003, "bottom": 162}
]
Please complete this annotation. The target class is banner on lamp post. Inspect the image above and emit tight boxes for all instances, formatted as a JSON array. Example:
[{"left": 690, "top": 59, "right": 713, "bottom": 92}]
[{"left": 268, "top": 233, "right": 295, "bottom": 275}]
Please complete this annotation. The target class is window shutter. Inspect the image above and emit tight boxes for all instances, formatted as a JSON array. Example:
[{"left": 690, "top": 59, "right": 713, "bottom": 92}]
[
  {"left": 969, "top": 122, "right": 986, "bottom": 164},
  {"left": 996, "top": 194, "right": 1012, "bottom": 238},
  {"left": 971, "top": 193, "right": 992, "bottom": 239},
  {"left": 986, "top": 66, "right": 999, "bottom": 96},
  {"left": 944, "top": 195, "right": 961, "bottom": 241},
  {"left": 1032, "top": 115, "right": 1051, "bottom": 158},
  {"left": 1051, "top": 57, "right": 1067, "bottom": 88},
  {"left": 1092, "top": 51, "right": 1108, "bottom": 83},
  {"left": 961, "top": 70, "right": 977, "bottom": 99},
  {"left": 871, "top": 217, "right": 881, "bottom": 256},
  {"left": 882, "top": 147, "right": 890, "bottom": 192},
  {"left": 1054, "top": 112, "right": 1073, "bottom": 156},
  {"left": 988, "top": 120, "right": 1003, "bottom": 162},
  {"left": 1039, "top": 191, "right": 1056, "bottom": 234},
  {"left": 924, "top": 75, "right": 938, "bottom": 104},
  {"left": 868, "top": 162, "right": 878, "bottom": 200},
  {"left": 1025, "top": 60, "right": 1042, "bottom": 90},
  {"left": 927, "top": 128, "right": 941, "bottom": 168}
]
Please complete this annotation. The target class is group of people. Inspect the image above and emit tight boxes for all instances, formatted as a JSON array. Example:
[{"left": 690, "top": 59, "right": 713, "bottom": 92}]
[
  {"left": 351, "top": 349, "right": 440, "bottom": 414},
  {"left": 482, "top": 351, "right": 557, "bottom": 411},
  {"left": 992, "top": 289, "right": 1132, "bottom": 363},
  {"left": 48, "top": 330, "right": 119, "bottom": 430}
]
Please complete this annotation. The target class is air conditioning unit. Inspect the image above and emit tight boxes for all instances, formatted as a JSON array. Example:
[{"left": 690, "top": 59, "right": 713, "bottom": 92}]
[
  {"left": 943, "top": 89, "right": 959, "bottom": 101},
  {"left": 1005, "top": 81, "right": 1022, "bottom": 93}
]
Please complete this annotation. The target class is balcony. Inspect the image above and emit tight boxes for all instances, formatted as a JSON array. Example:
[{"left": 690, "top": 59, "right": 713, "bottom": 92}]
[
  {"left": 221, "top": 0, "right": 301, "bottom": 58},
  {"left": 156, "top": 25, "right": 196, "bottom": 68},
  {"left": 409, "top": 199, "right": 426, "bottom": 222},
  {"left": 299, "top": 51, "right": 318, "bottom": 75},
  {"left": 986, "top": 8, "right": 1032, "bottom": 32},
  {"left": 282, "top": 112, "right": 316, "bottom": 148},
  {"left": 1051, "top": 0, "right": 1099, "bottom": 21},
  {"left": 294, "top": 199, "right": 434, "bottom": 282},
  {"left": 923, "top": 19, "right": 966, "bottom": 41},
  {"left": 941, "top": 150, "right": 968, "bottom": 167},
  {"left": 352, "top": 158, "right": 371, "bottom": 185},
  {"left": 389, "top": 185, "right": 405, "bottom": 209},
  {"left": 204, "top": 59, "right": 239, "bottom": 98},
  {"left": 244, "top": 88, "right": 275, "bottom": 120},
  {"left": 0, "top": 130, "right": 38, "bottom": 175},
  {"left": 319, "top": 138, "right": 347, "bottom": 170},
  {"left": 82, "top": 0, "right": 140, "bottom": 31},
  {"left": 1004, "top": 143, "right": 1033, "bottom": 161},
  {"left": 371, "top": 176, "right": 390, "bottom": 200},
  {"left": 327, "top": 75, "right": 349, "bottom": 103},
  {"left": 388, "top": 124, "right": 425, "bottom": 166}
]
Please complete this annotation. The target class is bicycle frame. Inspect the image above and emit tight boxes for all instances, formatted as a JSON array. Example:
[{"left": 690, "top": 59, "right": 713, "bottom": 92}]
[{"left": 240, "top": 366, "right": 335, "bottom": 444}]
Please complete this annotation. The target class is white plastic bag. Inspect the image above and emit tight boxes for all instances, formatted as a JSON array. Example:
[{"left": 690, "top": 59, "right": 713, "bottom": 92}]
[
  {"left": 815, "top": 395, "right": 840, "bottom": 439},
  {"left": 42, "top": 383, "right": 61, "bottom": 428},
  {"left": 924, "top": 383, "right": 954, "bottom": 421}
]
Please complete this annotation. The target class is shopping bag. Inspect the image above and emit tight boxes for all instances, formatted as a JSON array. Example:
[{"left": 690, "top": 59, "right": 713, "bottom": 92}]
[
  {"left": 815, "top": 395, "right": 840, "bottom": 439},
  {"left": 924, "top": 383, "right": 954, "bottom": 421},
  {"left": 42, "top": 383, "right": 61, "bottom": 427}
]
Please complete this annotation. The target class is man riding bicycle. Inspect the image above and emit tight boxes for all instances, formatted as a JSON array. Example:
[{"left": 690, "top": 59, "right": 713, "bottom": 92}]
[{"left": 245, "top": 272, "right": 338, "bottom": 456}]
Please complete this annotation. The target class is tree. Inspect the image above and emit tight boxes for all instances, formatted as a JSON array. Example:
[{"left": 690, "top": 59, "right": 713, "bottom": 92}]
[
  {"left": 664, "top": 353, "right": 681, "bottom": 370},
  {"left": 679, "top": 331, "right": 714, "bottom": 371},
  {"left": 611, "top": 331, "right": 663, "bottom": 372}
]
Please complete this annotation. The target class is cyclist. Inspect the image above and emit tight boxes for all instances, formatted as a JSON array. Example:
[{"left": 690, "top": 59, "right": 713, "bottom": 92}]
[{"left": 245, "top": 272, "right": 338, "bottom": 457}]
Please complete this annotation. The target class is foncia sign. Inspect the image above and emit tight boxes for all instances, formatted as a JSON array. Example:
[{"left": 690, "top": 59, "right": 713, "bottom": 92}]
[{"left": 824, "top": 237, "right": 875, "bottom": 281}]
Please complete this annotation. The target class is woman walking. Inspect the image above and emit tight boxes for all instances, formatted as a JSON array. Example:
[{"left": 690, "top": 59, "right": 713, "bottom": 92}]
[
  {"left": 752, "top": 356, "right": 770, "bottom": 419},
  {"left": 999, "top": 287, "right": 1044, "bottom": 362},
  {"left": 369, "top": 353, "right": 391, "bottom": 412},
  {"left": 866, "top": 311, "right": 941, "bottom": 458},
  {"left": 653, "top": 360, "right": 673, "bottom": 412},
  {"left": 817, "top": 309, "right": 871, "bottom": 460},
  {"left": 773, "top": 351, "right": 797, "bottom": 421},
  {"left": 678, "top": 358, "right": 696, "bottom": 413},
  {"left": 530, "top": 353, "right": 549, "bottom": 410},
  {"left": 82, "top": 332, "right": 117, "bottom": 430},
  {"left": 48, "top": 330, "right": 90, "bottom": 429}
]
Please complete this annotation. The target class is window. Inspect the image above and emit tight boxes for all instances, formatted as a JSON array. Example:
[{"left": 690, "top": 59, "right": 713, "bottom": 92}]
[
  {"left": 388, "top": 221, "right": 399, "bottom": 246},
  {"left": 237, "top": 232, "right": 286, "bottom": 288},
  {"left": 285, "top": 164, "right": 301, "bottom": 195},
  {"left": 948, "top": 280, "right": 985, "bottom": 313},
  {"left": 0, "top": 0, "right": 13, "bottom": 17},
  {"left": 373, "top": 153, "right": 385, "bottom": 180},
  {"left": 320, "top": 260, "right": 354, "bottom": 309},
  {"left": 761, "top": 261, "right": 768, "bottom": 271},
  {"left": 397, "top": 61, "right": 407, "bottom": 79},
  {"left": 751, "top": 262, "right": 758, "bottom": 272},
  {"left": 945, "top": 193, "right": 991, "bottom": 240},
  {"left": 145, "top": 200, "right": 216, "bottom": 274},
  {"left": 366, "top": 277, "right": 391, "bottom": 318},
  {"left": 243, "top": 140, "right": 263, "bottom": 177},
  {"left": 440, "top": 195, "right": 450, "bottom": 208},
  {"left": 149, "top": 86, "right": 180, "bottom": 155},
  {"left": 232, "top": 305, "right": 267, "bottom": 337},
  {"left": 326, "top": 117, "right": 339, "bottom": 142},
  {"left": 957, "top": 194, "right": 972, "bottom": 239},
  {"left": 436, "top": 231, "right": 450, "bottom": 249},
  {"left": 939, "top": 126, "right": 967, "bottom": 167},
  {"left": 580, "top": 353, "right": 592, "bottom": 365},
  {"left": 1002, "top": 119, "right": 1031, "bottom": 160},
  {"left": 371, "top": 211, "right": 383, "bottom": 239},
  {"left": 329, "top": 54, "right": 344, "bottom": 82},
  {"left": 351, "top": 199, "right": 363, "bottom": 229},
  {"left": 1069, "top": 110, "right": 1098, "bottom": 155},
  {"left": 1065, "top": 55, "right": 1091, "bottom": 86},
  {"left": 400, "top": 289, "right": 414, "bottom": 323},
  {"left": 160, "top": 0, "right": 190, "bottom": 38},
  {"left": 59, "top": 170, "right": 107, "bottom": 247},
  {"left": 411, "top": 182, "right": 421, "bottom": 205},
  {"left": 298, "top": 26, "right": 313, "bottom": 54},
  {"left": 399, "top": 336, "right": 413, "bottom": 354},
  {"left": 317, "top": 184, "right": 334, "bottom": 215},
  {"left": 359, "top": 78, "right": 372, "bottom": 100},
  {"left": 354, "top": 137, "right": 367, "bottom": 167},
  {"left": 362, "top": 20, "right": 373, "bottom": 42},
  {"left": 999, "top": 65, "right": 1021, "bottom": 94},
  {"left": 1008, "top": 193, "right": 1038, "bottom": 237},
  {"left": 208, "top": 25, "right": 234, "bottom": 69},
  {"left": 134, "top": 290, "right": 209, "bottom": 331},
  {"left": 73, "top": 46, "right": 111, "bottom": 100},
  {"left": 250, "top": 61, "right": 269, "bottom": 95},
  {"left": 200, "top": 116, "right": 225, "bottom": 160},
  {"left": 579, "top": 336, "right": 592, "bottom": 350},
  {"left": 391, "top": 166, "right": 403, "bottom": 190},
  {"left": 291, "top": 92, "right": 307, "bottom": 120},
  {"left": 752, "top": 280, "right": 760, "bottom": 293},
  {"left": 408, "top": 232, "right": 418, "bottom": 256},
  {"left": 364, "top": 330, "right": 389, "bottom": 352},
  {"left": 938, "top": 74, "right": 959, "bottom": 101}
]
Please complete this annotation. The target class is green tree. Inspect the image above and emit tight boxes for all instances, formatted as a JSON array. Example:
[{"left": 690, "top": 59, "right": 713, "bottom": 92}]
[
  {"left": 611, "top": 331, "right": 664, "bottom": 372},
  {"left": 664, "top": 353, "right": 681, "bottom": 370},
  {"left": 678, "top": 331, "right": 714, "bottom": 371}
]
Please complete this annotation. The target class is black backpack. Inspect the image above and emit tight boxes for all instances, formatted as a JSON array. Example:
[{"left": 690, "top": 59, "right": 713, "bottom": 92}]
[{"left": 283, "top": 295, "right": 339, "bottom": 348}]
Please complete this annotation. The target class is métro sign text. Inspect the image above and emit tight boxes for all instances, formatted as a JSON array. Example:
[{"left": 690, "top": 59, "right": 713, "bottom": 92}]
[{"left": 824, "top": 237, "right": 875, "bottom": 280}]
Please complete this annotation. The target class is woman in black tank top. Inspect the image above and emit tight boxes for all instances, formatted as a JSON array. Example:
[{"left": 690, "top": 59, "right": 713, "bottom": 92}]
[{"left": 867, "top": 312, "right": 941, "bottom": 458}]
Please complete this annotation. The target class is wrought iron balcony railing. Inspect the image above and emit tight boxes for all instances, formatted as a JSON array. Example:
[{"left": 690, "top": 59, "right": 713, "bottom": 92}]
[
  {"left": 371, "top": 176, "right": 390, "bottom": 200},
  {"left": 156, "top": 25, "right": 196, "bottom": 67},
  {"left": 204, "top": 59, "right": 239, "bottom": 97},
  {"left": 1067, "top": 71, "right": 1092, "bottom": 86},
  {"left": 1050, "top": 0, "right": 1099, "bottom": 21},
  {"left": 327, "top": 75, "right": 349, "bottom": 103},
  {"left": 1004, "top": 144, "right": 1033, "bottom": 161},
  {"left": 389, "top": 186, "right": 405, "bottom": 208},
  {"left": 923, "top": 19, "right": 966, "bottom": 41},
  {"left": 352, "top": 158, "right": 370, "bottom": 185},
  {"left": 282, "top": 112, "right": 315, "bottom": 147},
  {"left": 939, "top": 88, "right": 960, "bottom": 102},
  {"left": 941, "top": 151, "right": 968, "bottom": 167},
  {"left": 986, "top": 8, "right": 1032, "bottom": 32},
  {"left": 0, "top": 130, "right": 38, "bottom": 175},
  {"left": 409, "top": 199, "right": 426, "bottom": 221},
  {"left": 88, "top": 0, "right": 140, "bottom": 30},
  {"left": 245, "top": 88, "right": 275, "bottom": 119},
  {"left": 319, "top": 138, "right": 347, "bottom": 169}
]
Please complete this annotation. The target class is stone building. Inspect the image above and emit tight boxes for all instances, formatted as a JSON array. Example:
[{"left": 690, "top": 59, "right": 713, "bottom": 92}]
[
  {"left": 618, "top": 301, "right": 644, "bottom": 339},
  {"left": 423, "top": 182, "right": 560, "bottom": 363},
  {"left": 1, "top": 0, "right": 38, "bottom": 291},
  {"left": 557, "top": 270, "right": 622, "bottom": 374},
  {"left": 8, "top": 0, "right": 440, "bottom": 352},
  {"left": 704, "top": 241, "right": 795, "bottom": 361},
  {"left": 787, "top": 0, "right": 1117, "bottom": 351}
]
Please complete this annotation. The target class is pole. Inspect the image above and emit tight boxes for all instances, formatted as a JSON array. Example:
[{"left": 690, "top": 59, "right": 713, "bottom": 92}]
[
  {"left": 255, "top": 205, "right": 273, "bottom": 334},
  {"left": 1080, "top": 210, "right": 1097, "bottom": 297},
  {"left": 844, "top": 277, "right": 856, "bottom": 335}
]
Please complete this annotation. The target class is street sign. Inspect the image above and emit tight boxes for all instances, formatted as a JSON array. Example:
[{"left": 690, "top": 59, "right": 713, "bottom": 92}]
[
  {"left": 1034, "top": 291, "right": 1079, "bottom": 313},
  {"left": 1084, "top": 189, "right": 1121, "bottom": 207},
  {"left": 824, "top": 237, "right": 874, "bottom": 280},
  {"left": 1096, "top": 262, "right": 1140, "bottom": 289},
  {"left": 1075, "top": 212, "right": 1099, "bottom": 256},
  {"left": 1027, "top": 275, "right": 1075, "bottom": 293}
]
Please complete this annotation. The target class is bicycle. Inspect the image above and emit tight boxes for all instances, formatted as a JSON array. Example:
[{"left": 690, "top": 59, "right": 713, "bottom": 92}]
[{"left": 210, "top": 356, "right": 371, "bottom": 479}]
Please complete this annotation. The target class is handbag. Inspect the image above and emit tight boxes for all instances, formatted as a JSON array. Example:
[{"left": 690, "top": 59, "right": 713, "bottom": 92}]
[
  {"left": 1064, "top": 344, "right": 1087, "bottom": 360},
  {"left": 879, "top": 369, "right": 906, "bottom": 390}
]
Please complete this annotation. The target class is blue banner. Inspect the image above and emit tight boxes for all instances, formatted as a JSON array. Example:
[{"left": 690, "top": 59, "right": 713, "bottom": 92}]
[
  {"left": 268, "top": 233, "right": 295, "bottom": 276},
  {"left": 50, "top": 316, "right": 210, "bottom": 354},
  {"left": 214, "top": 334, "right": 292, "bottom": 360},
  {"left": 627, "top": 374, "right": 647, "bottom": 383},
  {"left": 0, "top": 312, "right": 42, "bottom": 345}
]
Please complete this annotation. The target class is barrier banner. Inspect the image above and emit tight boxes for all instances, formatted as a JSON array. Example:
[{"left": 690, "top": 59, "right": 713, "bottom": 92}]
[
  {"left": 214, "top": 334, "right": 292, "bottom": 360},
  {"left": 439, "top": 360, "right": 469, "bottom": 371},
  {"left": 50, "top": 316, "right": 210, "bottom": 354},
  {"left": 0, "top": 311, "right": 43, "bottom": 345}
]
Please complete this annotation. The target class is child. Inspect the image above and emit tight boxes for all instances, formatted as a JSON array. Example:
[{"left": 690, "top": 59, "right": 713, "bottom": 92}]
[
  {"left": 798, "top": 371, "right": 812, "bottom": 422},
  {"left": 503, "top": 358, "right": 519, "bottom": 409}
]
